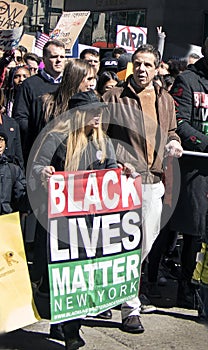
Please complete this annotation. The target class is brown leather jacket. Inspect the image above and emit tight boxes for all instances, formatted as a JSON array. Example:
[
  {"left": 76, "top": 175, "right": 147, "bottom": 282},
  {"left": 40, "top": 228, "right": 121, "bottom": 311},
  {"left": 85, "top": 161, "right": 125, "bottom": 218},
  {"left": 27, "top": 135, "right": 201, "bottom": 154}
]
[{"left": 102, "top": 75, "right": 180, "bottom": 184}]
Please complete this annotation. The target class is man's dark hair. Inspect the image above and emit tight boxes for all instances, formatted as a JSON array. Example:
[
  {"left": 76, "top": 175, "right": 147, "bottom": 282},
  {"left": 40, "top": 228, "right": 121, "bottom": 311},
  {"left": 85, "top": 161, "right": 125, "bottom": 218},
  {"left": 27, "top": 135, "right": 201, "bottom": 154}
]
[
  {"left": 112, "top": 47, "right": 127, "bottom": 57},
  {"left": 132, "top": 44, "right": 161, "bottom": 68},
  {"left": 167, "top": 58, "right": 187, "bottom": 78},
  {"left": 43, "top": 39, "right": 65, "bottom": 57},
  {"left": 23, "top": 52, "right": 41, "bottom": 65},
  {"left": 80, "top": 48, "right": 99, "bottom": 60}
]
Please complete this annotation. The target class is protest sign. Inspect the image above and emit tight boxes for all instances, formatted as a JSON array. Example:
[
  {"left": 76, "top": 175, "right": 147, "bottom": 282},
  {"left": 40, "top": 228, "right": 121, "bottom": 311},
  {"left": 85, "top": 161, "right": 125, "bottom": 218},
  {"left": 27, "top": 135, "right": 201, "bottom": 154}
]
[
  {"left": 0, "top": 25, "right": 23, "bottom": 50},
  {"left": 65, "top": 38, "right": 79, "bottom": 58},
  {"left": 117, "top": 62, "right": 133, "bottom": 81},
  {"left": 116, "top": 25, "right": 147, "bottom": 53},
  {"left": 50, "top": 11, "right": 90, "bottom": 50},
  {"left": 0, "top": 212, "right": 40, "bottom": 333},
  {"left": 48, "top": 168, "right": 142, "bottom": 323},
  {"left": 0, "top": 0, "right": 27, "bottom": 29},
  {"left": 19, "top": 33, "right": 35, "bottom": 52}
]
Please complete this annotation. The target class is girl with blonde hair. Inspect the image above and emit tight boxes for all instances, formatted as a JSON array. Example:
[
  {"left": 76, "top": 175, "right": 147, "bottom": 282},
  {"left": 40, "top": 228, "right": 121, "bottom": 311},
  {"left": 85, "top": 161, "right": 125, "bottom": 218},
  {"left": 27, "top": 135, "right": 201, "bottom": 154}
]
[{"left": 31, "top": 90, "right": 117, "bottom": 350}]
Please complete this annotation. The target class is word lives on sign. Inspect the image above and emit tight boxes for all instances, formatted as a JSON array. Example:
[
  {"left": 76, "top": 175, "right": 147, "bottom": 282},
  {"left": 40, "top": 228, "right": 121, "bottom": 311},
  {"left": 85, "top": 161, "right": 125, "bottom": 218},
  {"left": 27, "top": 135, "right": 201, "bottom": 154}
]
[{"left": 48, "top": 168, "right": 142, "bottom": 323}]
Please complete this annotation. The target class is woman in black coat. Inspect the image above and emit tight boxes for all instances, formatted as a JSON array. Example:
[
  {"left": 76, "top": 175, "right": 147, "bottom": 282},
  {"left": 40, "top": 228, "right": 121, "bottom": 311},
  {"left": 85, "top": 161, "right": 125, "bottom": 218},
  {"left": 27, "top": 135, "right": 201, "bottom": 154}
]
[{"left": 30, "top": 90, "right": 117, "bottom": 350}]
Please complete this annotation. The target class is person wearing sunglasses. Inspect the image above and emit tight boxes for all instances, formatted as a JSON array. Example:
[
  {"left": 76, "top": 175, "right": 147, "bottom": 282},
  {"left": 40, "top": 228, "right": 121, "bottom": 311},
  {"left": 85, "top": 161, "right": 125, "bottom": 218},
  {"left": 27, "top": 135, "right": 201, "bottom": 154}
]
[
  {"left": 7, "top": 47, "right": 25, "bottom": 69},
  {"left": 23, "top": 52, "right": 42, "bottom": 76}
]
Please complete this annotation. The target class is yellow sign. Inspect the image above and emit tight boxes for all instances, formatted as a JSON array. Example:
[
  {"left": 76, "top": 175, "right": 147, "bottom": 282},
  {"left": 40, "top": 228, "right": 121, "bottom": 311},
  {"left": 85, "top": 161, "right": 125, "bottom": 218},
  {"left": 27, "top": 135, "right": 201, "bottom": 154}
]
[
  {"left": 117, "top": 62, "right": 133, "bottom": 81},
  {"left": 0, "top": 212, "right": 40, "bottom": 333}
]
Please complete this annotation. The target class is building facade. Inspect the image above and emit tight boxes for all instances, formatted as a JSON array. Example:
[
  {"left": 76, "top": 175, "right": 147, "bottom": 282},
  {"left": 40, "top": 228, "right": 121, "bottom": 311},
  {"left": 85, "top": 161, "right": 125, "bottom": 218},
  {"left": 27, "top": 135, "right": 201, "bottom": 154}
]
[
  {"left": 17, "top": 0, "right": 208, "bottom": 59},
  {"left": 64, "top": 0, "right": 208, "bottom": 59}
]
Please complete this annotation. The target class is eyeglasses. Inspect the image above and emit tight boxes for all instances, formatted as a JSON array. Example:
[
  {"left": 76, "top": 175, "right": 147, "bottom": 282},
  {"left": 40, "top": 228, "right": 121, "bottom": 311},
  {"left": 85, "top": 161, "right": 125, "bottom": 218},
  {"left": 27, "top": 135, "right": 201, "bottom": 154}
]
[
  {"left": 29, "top": 67, "right": 38, "bottom": 72},
  {"left": 15, "top": 56, "right": 22, "bottom": 62},
  {"left": 0, "top": 137, "right": 5, "bottom": 142}
]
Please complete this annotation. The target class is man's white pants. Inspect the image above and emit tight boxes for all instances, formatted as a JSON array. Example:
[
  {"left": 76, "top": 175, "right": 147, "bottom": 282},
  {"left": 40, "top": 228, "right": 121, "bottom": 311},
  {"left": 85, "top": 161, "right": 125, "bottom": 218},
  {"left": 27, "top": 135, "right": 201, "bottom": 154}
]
[{"left": 121, "top": 181, "right": 165, "bottom": 319}]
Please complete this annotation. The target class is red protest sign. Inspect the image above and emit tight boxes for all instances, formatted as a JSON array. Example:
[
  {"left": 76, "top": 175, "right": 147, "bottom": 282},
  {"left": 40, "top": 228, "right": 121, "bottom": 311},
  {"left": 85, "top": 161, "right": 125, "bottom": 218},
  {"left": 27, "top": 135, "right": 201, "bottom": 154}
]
[{"left": 48, "top": 168, "right": 142, "bottom": 218}]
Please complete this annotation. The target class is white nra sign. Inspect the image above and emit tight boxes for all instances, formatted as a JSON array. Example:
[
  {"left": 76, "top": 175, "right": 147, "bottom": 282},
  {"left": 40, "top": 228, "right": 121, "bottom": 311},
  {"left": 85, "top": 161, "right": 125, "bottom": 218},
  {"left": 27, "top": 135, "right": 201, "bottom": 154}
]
[{"left": 116, "top": 25, "right": 147, "bottom": 53}]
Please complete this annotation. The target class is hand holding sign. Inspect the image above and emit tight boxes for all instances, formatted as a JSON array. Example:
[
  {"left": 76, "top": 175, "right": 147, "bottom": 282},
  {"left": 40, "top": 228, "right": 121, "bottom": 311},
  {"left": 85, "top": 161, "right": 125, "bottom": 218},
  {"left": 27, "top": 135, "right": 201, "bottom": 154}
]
[{"left": 41, "top": 165, "right": 55, "bottom": 189}]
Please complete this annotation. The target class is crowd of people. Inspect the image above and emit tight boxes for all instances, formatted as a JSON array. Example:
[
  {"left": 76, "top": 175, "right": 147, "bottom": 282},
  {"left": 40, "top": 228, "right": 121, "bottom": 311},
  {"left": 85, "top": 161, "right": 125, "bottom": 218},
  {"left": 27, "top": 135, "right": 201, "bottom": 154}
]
[{"left": 0, "top": 30, "right": 208, "bottom": 350}]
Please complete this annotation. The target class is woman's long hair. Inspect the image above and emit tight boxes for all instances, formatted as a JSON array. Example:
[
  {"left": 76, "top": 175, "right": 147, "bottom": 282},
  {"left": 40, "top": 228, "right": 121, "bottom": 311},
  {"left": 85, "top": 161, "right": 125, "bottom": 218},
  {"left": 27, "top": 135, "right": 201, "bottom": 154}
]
[
  {"left": 42, "top": 59, "right": 94, "bottom": 122},
  {"left": 64, "top": 109, "right": 106, "bottom": 171},
  {"left": 34, "top": 107, "right": 107, "bottom": 172}
]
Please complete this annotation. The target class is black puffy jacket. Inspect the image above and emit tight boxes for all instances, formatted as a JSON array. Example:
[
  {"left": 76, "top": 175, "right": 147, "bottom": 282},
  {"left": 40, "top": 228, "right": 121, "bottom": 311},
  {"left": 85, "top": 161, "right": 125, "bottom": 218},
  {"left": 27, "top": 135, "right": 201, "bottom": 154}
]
[{"left": 0, "top": 154, "right": 26, "bottom": 214}]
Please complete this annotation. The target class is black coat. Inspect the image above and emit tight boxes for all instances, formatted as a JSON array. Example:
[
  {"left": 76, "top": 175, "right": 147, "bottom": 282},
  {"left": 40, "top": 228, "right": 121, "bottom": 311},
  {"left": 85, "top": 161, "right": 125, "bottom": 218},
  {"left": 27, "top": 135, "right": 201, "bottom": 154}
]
[
  {"left": 12, "top": 72, "right": 59, "bottom": 164},
  {"left": 0, "top": 154, "right": 27, "bottom": 214},
  {"left": 1, "top": 114, "right": 24, "bottom": 169},
  {"left": 170, "top": 58, "right": 208, "bottom": 241},
  {"left": 32, "top": 132, "right": 118, "bottom": 181}
]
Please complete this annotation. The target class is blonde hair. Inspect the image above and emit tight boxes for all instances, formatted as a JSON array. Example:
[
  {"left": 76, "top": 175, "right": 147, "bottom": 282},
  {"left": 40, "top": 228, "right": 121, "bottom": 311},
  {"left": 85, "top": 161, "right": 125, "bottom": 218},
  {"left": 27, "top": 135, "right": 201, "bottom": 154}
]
[
  {"left": 35, "top": 108, "right": 107, "bottom": 172},
  {"left": 64, "top": 109, "right": 106, "bottom": 171}
]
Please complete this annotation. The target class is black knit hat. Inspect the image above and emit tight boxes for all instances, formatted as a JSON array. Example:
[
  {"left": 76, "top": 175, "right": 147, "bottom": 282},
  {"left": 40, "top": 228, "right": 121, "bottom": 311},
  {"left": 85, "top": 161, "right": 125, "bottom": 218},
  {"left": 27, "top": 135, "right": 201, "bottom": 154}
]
[
  {"left": 69, "top": 90, "right": 106, "bottom": 110},
  {"left": 0, "top": 126, "right": 8, "bottom": 144}
]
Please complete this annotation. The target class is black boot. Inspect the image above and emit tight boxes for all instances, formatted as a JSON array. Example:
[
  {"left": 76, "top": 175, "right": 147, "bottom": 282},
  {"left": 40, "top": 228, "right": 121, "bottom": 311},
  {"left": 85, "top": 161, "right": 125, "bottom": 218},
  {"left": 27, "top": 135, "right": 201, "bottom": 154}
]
[
  {"left": 62, "top": 319, "right": 85, "bottom": 350},
  {"left": 177, "top": 280, "right": 199, "bottom": 309},
  {"left": 50, "top": 323, "right": 65, "bottom": 341}
]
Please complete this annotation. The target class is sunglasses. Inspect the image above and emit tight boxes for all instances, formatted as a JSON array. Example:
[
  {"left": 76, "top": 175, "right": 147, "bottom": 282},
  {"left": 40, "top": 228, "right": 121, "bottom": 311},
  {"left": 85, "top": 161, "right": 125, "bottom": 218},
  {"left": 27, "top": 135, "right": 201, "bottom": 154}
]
[
  {"left": 29, "top": 67, "right": 38, "bottom": 72},
  {"left": 15, "top": 56, "right": 22, "bottom": 62}
]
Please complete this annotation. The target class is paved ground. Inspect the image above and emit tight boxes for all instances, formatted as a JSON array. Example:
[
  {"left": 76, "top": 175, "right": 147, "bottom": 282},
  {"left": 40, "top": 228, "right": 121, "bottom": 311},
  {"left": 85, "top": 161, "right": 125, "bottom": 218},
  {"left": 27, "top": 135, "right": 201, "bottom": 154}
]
[{"left": 0, "top": 279, "right": 207, "bottom": 350}]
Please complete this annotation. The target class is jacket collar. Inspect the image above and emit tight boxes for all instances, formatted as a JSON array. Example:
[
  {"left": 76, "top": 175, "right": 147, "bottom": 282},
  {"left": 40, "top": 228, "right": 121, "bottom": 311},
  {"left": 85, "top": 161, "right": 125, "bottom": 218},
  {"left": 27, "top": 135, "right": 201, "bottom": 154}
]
[
  {"left": 187, "top": 57, "right": 208, "bottom": 78},
  {"left": 125, "top": 74, "right": 162, "bottom": 96}
]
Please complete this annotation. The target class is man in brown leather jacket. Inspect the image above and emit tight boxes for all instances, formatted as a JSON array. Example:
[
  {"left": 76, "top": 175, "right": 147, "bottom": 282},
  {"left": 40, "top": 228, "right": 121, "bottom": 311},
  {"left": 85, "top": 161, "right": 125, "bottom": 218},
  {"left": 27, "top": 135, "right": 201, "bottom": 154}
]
[{"left": 103, "top": 43, "right": 182, "bottom": 334}]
